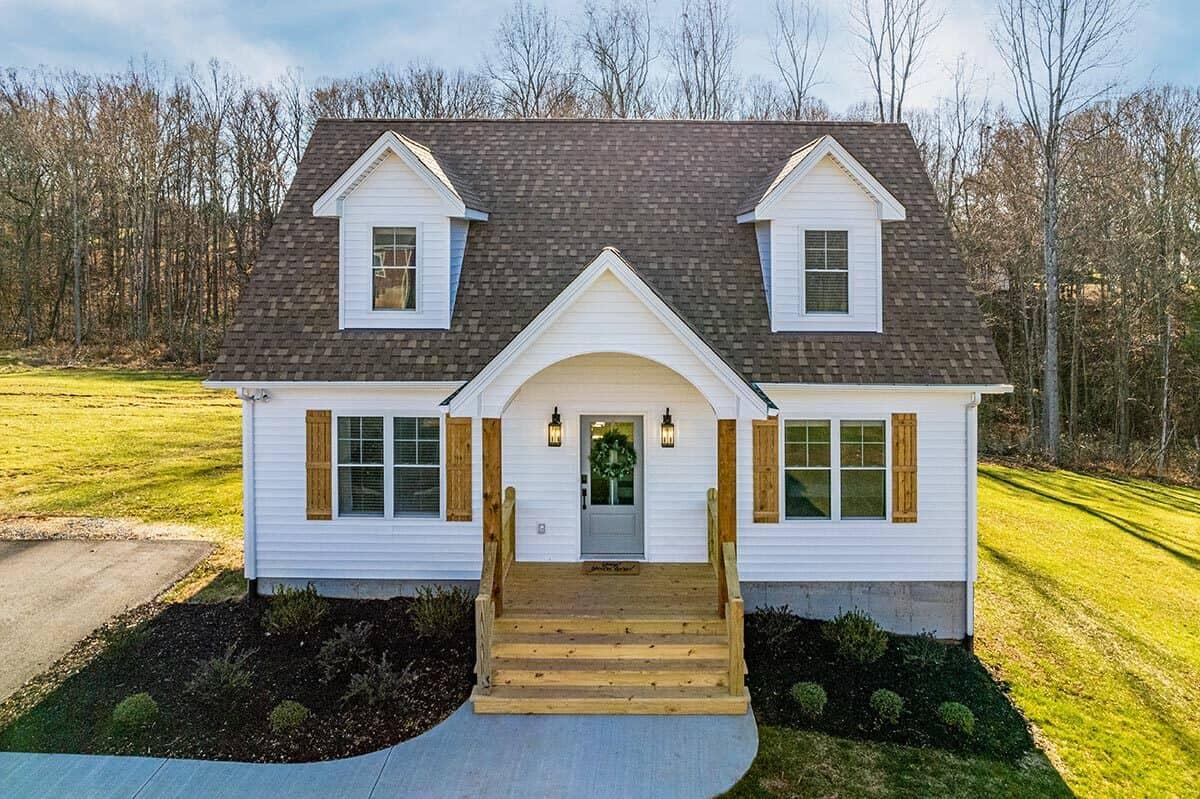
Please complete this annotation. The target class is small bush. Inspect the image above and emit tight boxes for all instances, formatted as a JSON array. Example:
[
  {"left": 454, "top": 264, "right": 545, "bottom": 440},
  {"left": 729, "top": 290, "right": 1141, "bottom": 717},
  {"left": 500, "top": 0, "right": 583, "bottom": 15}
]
[
  {"left": 262, "top": 583, "right": 329, "bottom": 635},
  {"left": 111, "top": 692, "right": 158, "bottom": 733},
  {"left": 751, "top": 605, "right": 802, "bottom": 645},
  {"left": 822, "top": 609, "right": 888, "bottom": 665},
  {"left": 101, "top": 622, "right": 147, "bottom": 656},
  {"left": 408, "top": 586, "right": 473, "bottom": 641},
  {"left": 269, "top": 700, "right": 310, "bottom": 735},
  {"left": 938, "top": 701, "right": 976, "bottom": 736},
  {"left": 343, "top": 653, "right": 416, "bottom": 706},
  {"left": 186, "top": 644, "right": 255, "bottom": 704},
  {"left": 870, "top": 689, "right": 905, "bottom": 725},
  {"left": 898, "top": 632, "right": 947, "bottom": 671},
  {"left": 317, "top": 621, "right": 375, "bottom": 683},
  {"left": 789, "top": 682, "right": 827, "bottom": 719}
]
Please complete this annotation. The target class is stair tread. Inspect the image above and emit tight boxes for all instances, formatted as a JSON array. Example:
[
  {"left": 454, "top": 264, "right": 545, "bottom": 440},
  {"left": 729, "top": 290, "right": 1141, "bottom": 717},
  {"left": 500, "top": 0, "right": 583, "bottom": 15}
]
[
  {"left": 479, "top": 685, "right": 743, "bottom": 699},
  {"left": 494, "top": 632, "right": 728, "bottom": 645},
  {"left": 492, "top": 657, "right": 729, "bottom": 671}
]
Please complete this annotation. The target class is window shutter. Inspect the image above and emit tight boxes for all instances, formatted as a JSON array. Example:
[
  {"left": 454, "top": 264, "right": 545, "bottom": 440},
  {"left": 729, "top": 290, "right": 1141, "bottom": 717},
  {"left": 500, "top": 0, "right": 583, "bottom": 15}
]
[
  {"left": 752, "top": 417, "right": 780, "bottom": 523},
  {"left": 444, "top": 416, "right": 472, "bottom": 522},
  {"left": 892, "top": 413, "right": 917, "bottom": 523},
  {"left": 305, "top": 410, "right": 332, "bottom": 521}
]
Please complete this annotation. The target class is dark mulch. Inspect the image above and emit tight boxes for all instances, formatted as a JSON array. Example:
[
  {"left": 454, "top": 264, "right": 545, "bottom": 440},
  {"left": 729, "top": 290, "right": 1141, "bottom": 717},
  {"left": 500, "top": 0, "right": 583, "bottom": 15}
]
[
  {"left": 0, "top": 595, "right": 474, "bottom": 762},
  {"left": 745, "top": 609, "right": 1036, "bottom": 763}
]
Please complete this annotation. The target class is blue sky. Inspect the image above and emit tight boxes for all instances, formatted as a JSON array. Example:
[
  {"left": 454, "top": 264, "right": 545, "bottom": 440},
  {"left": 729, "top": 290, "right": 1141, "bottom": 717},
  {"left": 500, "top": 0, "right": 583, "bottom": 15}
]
[{"left": 2, "top": 0, "right": 1197, "bottom": 113}]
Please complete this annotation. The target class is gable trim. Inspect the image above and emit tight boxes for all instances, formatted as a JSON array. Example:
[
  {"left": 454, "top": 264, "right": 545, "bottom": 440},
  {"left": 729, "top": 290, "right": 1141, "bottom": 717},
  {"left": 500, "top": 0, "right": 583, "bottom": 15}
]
[{"left": 444, "top": 247, "right": 770, "bottom": 419}]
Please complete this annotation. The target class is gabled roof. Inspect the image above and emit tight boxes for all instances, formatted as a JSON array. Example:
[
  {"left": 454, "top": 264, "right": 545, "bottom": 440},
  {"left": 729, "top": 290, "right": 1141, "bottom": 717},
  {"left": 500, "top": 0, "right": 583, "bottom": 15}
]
[
  {"left": 211, "top": 119, "right": 1006, "bottom": 388},
  {"left": 312, "top": 130, "right": 488, "bottom": 219},
  {"left": 445, "top": 247, "right": 771, "bottom": 418},
  {"left": 735, "top": 134, "right": 905, "bottom": 222}
]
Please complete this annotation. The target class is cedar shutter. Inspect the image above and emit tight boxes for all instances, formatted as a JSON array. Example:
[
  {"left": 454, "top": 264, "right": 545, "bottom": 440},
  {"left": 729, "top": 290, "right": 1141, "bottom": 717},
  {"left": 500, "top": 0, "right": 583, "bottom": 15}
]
[
  {"left": 305, "top": 410, "right": 332, "bottom": 520},
  {"left": 892, "top": 412, "right": 917, "bottom": 523},
  {"left": 444, "top": 416, "right": 473, "bottom": 522},
  {"left": 752, "top": 417, "right": 780, "bottom": 523}
]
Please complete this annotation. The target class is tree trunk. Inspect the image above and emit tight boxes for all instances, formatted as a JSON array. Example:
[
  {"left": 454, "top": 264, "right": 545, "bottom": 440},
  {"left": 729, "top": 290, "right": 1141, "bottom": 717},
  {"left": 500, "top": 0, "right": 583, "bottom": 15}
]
[{"left": 1042, "top": 156, "right": 1061, "bottom": 463}]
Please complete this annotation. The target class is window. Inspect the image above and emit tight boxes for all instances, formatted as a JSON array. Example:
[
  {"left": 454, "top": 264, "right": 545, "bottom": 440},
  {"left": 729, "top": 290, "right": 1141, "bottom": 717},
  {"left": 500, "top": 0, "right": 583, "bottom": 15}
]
[
  {"left": 372, "top": 226, "right": 417, "bottom": 310},
  {"left": 784, "top": 420, "right": 832, "bottom": 519},
  {"left": 840, "top": 420, "right": 886, "bottom": 518},
  {"left": 337, "top": 416, "right": 384, "bottom": 516},
  {"left": 804, "top": 230, "right": 848, "bottom": 313},
  {"left": 394, "top": 417, "right": 440, "bottom": 516}
]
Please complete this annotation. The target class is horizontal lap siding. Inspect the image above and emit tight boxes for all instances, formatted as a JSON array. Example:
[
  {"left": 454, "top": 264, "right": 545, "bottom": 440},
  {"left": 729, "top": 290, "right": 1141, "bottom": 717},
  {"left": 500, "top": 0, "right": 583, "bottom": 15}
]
[
  {"left": 251, "top": 385, "right": 482, "bottom": 581},
  {"left": 739, "top": 389, "right": 971, "bottom": 582}
]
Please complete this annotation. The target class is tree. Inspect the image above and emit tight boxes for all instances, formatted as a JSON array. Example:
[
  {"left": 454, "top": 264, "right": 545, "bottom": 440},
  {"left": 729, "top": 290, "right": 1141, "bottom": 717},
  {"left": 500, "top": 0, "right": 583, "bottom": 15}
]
[
  {"left": 488, "top": 1, "right": 582, "bottom": 118},
  {"left": 665, "top": 0, "right": 739, "bottom": 120},
  {"left": 769, "top": 0, "right": 826, "bottom": 120},
  {"left": 579, "top": 0, "right": 655, "bottom": 118},
  {"left": 848, "top": 0, "right": 943, "bottom": 123},
  {"left": 993, "top": 0, "right": 1133, "bottom": 461}
]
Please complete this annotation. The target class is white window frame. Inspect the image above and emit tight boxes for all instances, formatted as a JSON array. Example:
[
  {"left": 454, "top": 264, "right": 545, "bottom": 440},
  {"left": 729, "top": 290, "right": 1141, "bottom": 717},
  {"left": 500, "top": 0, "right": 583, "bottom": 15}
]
[
  {"left": 392, "top": 415, "right": 442, "bottom": 518},
  {"left": 838, "top": 419, "right": 888, "bottom": 520},
  {"left": 800, "top": 227, "right": 850, "bottom": 317},
  {"left": 368, "top": 223, "right": 423, "bottom": 316},
  {"left": 334, "top": 414, "right": 387, "bottom": 518},
  {"left": 780, "top": 415, "right": 891, "bottom": 523},
  {"left": 782, "top": 419, "right": 834, "bottom": 521},
  {"left": 331, "top": 412, "right": 444, "bottom": 522}
]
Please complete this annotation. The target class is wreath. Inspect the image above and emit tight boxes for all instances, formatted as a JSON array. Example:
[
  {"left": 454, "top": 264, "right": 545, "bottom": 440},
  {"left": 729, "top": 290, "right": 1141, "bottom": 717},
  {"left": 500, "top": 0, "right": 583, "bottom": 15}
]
[{"left": 589, "top": 430, "right": 638, "bottom": 481}]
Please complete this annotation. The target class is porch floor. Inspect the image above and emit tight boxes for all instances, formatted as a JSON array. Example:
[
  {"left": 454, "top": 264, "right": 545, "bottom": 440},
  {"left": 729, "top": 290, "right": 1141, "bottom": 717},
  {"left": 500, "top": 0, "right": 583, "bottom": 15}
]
[{"left": 502, "top": 561, "right": 719, "bottom": 619}]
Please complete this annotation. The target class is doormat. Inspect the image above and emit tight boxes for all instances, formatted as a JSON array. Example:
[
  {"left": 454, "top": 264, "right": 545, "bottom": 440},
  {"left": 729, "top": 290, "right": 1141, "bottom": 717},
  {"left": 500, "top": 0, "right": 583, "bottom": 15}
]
[{"left": 581, "top": 561, "right": 641, "bottom": 575}]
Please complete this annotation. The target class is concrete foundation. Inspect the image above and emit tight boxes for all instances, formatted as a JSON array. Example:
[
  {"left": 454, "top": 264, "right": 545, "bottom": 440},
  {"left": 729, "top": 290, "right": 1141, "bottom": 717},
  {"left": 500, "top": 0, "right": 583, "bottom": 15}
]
[
  {"left": 260, "top": 577, "right": 478, "bottom": 599},
  {"left": 742, "top": 581, "right": 968, "bottom": 639}
]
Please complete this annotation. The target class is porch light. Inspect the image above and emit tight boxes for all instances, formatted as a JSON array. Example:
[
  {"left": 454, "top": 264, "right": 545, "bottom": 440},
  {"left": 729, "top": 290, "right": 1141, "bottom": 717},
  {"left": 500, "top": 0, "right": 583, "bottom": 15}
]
[
  {"left": 660, "top": 408, "right": 676, "bottom": 448},
  {"left": 548, "top": 407, "right": 563, "bottom": 447}
]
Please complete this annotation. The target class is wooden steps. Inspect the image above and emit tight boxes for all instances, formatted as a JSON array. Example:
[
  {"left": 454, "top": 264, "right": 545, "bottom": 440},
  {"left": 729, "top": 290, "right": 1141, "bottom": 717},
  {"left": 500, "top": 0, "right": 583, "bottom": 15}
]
[{"left": 471, "top": 685, "right": 750, "bottom": 715}]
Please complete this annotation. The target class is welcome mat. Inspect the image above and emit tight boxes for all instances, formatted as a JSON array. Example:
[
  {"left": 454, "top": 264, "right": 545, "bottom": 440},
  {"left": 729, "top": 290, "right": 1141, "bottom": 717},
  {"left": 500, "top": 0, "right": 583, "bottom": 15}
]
[{"left": 581, "top": 561, "right": 641, "bottom": 575}]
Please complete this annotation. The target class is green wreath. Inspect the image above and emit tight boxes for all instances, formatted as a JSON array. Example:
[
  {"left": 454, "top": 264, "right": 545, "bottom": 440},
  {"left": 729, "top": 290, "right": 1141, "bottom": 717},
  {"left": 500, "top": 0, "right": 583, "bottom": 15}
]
[{"left": 589, "top": 430, "right": 638, "bottom": 481}]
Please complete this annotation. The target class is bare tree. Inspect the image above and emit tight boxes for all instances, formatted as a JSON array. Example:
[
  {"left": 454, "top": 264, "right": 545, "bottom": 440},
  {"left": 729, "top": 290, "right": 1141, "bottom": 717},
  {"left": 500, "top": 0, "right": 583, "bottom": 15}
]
[
  {"left": 769, "top": 0, "right": 827, "bottom": 120},
  {"left": 849, "top": 0, "right": 944, "bottom": 123},
  {"left": 579, "top": 0, "right": 655, "bottom": 118},
  {"left": 488, "top": 1, "right": 582, "bottom": 118},
  {"left": 406, "top": 64, "right": 496, "bottom": 118},
  {"left": 665, "top": 0, "right": 739, "bottom": 120},
  {"left": 993, "top": 0, "right": 1133, "bottom": 461}
]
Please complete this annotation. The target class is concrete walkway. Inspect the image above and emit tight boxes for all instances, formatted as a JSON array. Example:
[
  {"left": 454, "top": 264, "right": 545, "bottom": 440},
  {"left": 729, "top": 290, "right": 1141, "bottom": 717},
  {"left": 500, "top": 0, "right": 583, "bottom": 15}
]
[{"left": 0, "top": 705, "right": 758, "bottom": 799}]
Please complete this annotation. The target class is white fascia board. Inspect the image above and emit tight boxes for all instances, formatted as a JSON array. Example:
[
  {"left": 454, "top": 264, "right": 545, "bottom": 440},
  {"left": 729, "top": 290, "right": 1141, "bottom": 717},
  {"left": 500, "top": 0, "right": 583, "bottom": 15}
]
[
  {"left": 312, "top": 131, "right": 468, "bottom": 218},
  {"left": 749, "top": 136, "right": 906, "bottom": 223},
  {"left": 758, "top": 382, "right": 1014, "bottom": 395},
  {"left": 445, "top": 247, "right": 770, "bottom": 418}
]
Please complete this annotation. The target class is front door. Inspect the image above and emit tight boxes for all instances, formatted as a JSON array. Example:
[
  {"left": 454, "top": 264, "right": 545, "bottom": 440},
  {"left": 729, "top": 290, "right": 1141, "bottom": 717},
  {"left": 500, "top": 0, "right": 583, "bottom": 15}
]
[{"left": 580, "top": 416, "right": 644, "bottom": 559}]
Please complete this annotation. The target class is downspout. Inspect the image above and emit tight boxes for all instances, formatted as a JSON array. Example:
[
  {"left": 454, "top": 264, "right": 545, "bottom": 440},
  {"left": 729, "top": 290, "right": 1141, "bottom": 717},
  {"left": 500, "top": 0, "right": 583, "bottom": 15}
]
[
  {"left": 239, "top": 389, "right": 269, "bottom": 597},
  {"left": 964, "top": 391, "right": 981, "bottom": 650}
]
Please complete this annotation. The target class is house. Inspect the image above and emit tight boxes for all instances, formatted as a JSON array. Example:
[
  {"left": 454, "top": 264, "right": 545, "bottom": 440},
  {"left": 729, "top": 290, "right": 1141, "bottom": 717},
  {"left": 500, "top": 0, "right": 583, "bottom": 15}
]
[{"left": 207, "top": 119, "right": 1010, "bottom": 714}]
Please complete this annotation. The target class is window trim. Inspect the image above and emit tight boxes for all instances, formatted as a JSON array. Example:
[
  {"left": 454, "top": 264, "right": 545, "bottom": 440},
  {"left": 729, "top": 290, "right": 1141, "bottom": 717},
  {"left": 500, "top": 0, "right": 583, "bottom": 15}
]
[
  {"left": 334, "top": 414, "right": 386, "bottom": 518},
  {"left": 780, "top": 415, "right": 891, "bottom": 523},
  {"left": 838, "top": 419, "right": 888, "bottom": 520},
  {"left": 331, "top": 412, "right": 445, "bottom": 522},
  {"left": 392, "top": 415, "right": 442, "bottom": 518},
  {"left": 782, "top": 419, "right": 833, "bottom": 521},
  {"left": 800, "top": 227, "right": 851, "bottom": 317},
  {"left": 369, "top": 223, "right": 423, "bottom": 315}
]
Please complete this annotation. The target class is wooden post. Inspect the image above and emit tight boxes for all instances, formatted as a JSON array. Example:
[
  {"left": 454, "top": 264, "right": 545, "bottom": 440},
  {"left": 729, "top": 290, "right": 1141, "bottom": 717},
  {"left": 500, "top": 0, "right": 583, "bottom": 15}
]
[
  {"left": 482, "top": 417, "right": 503, "bottom": 613},
  {"left": 716, "top": 419, "right": 737, "bottom": 614}
]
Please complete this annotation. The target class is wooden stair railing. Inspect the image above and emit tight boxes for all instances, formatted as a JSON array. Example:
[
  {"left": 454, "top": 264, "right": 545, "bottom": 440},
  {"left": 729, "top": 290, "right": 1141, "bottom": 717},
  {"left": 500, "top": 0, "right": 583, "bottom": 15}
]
[
  {"left": 722, "top": 541, "right": 745, "bottom": 696},
  {"left": 476, "top": 486, "right": 517, "bottom": 694}
]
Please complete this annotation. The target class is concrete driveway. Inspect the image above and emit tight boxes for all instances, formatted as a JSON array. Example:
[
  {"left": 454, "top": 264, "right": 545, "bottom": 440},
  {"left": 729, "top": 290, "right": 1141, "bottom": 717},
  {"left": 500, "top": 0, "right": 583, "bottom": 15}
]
[{"left": 0, "top": 539, "right": 212, "bottom": 700}]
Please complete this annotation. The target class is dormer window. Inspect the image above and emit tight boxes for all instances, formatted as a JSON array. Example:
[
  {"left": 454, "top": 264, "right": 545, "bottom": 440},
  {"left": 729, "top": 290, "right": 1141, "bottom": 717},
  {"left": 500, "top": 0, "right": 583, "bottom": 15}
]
[
  {"left": 803, "top": 230, "right": 848, "bottom": 314},
  {"left": 372, "top": 226, "right": 417, "bottom": 310}
]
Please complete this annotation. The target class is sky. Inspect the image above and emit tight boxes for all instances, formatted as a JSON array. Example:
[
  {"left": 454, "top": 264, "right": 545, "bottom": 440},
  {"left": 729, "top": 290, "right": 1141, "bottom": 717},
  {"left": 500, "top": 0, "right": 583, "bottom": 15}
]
[{"left": 1, "top": 0, "right": 1198, "bottom": 114}]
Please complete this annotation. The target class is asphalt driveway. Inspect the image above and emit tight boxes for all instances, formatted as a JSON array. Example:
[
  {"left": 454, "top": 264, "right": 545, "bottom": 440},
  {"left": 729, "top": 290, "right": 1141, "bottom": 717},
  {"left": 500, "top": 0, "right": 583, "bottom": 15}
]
[{"left": 0, "top": 539, "right": 212, "bottom": 700}]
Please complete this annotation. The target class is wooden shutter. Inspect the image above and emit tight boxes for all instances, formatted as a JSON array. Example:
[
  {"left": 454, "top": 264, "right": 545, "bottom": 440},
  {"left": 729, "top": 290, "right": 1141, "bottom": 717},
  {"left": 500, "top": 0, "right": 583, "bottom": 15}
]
[
  {"left": 892, "top": 412, "right": 917, "bottom": 523},
  {"left": 305, "top": 410, "right": 332, "bottom": 520},
  {"left": 752, "top": 417, "right": 779, "bottom": 523},
  {"left": 444, "top": 416, "right": 473, "bottom": 522}
]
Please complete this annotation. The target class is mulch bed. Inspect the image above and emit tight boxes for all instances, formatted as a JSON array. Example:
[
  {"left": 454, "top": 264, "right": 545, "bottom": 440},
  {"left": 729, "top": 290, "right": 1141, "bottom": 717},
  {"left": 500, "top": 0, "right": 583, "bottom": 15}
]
[
  {"left": 745, "top": 609, "right": 1036, "bottom": 763},
  {"left": 0, "top": 595, "right": 474, "bottom": 762}
]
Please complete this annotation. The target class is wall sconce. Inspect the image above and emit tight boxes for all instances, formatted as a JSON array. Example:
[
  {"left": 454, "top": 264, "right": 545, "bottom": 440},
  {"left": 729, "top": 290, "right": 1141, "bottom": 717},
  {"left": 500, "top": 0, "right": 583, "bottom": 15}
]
[
  {"left": 660, "top": 408, "right": 676, "bottom": 448},
  {"left": 548, "top": 407, "right": 563, "bottom": 447}
]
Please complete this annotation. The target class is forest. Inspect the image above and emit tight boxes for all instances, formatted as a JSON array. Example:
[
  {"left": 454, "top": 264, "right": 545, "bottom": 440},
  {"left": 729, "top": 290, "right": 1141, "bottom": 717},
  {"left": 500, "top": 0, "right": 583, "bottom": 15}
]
[{"left": 1, "top": 0, "right": 1197, "bottom": 477}]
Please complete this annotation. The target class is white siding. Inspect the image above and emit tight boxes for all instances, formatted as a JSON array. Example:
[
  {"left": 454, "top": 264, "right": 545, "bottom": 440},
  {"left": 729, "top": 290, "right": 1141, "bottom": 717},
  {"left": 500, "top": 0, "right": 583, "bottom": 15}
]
[
  {"left": 738, "top": 388, "right": 973, "bottom": 583},
  {"left": 249, "top": 385, "right": 481, "bottom": 581},
  {"left": 340, "top": 153, "right": 451, "bottom": 329},
  {"left": 449, "top": 218, "right": 469, "bottom": 312},
  {"left": 755, "top": 220, "right": 772, "bottom": 306},
  {"left": 503, "top": 353, "right": 716, "bottom": 563},
  {"left": 768, "top": 155, "right": 882, "bottom": 332}
]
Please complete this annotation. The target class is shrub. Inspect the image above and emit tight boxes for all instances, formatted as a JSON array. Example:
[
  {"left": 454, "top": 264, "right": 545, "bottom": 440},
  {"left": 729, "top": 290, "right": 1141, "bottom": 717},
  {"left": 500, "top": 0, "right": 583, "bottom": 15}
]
[
  {"left": 186, "top": 644, "right": 255, "bottom": 704},
  {"left": 938, "top": 701, "right": 976, "bottom": 736},
  {"left": 317, "top": 621, "right": 375, "bottom": 683},
  {"left": 269, "top": 700, "right": 310, "bottom": 735},
  {"left": 898, "top": 632, "right": 947, "bottom": 671},
  {"left": 870, "top": 689, "right": 905, "bottom": 725},
  {"left": 343, "top": 653, "right": 416, "bottom": 706},
  {"left": 822, "top": 609, "right": 888, "bottom": 665},
  {"left": 408, "top": 586, "right": 473, "bottom": 641},
  {"left": 789, "top": 682, "right": 827, "bottom": 719},
  {"left": 751, "top": 605, "right": 801, "bottom": 645},
  {"left": 262, "top": 583, "right": 329, "bottom": 635},
  {"left": 111, "top": 692, "right": 158, "bottom": 733}
]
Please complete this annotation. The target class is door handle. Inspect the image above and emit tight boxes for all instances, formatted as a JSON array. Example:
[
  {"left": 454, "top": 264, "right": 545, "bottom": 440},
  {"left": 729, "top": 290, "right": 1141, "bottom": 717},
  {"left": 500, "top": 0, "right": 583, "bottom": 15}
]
[{"left": 581, "top": 486, "right": 588, "bottom": 510}]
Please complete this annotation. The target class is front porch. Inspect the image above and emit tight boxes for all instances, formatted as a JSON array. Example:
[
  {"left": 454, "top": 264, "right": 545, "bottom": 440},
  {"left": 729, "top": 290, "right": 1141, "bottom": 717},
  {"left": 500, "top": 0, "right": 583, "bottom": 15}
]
[{"left": 471, "top": 488, "right": 748, "bottom": 715}]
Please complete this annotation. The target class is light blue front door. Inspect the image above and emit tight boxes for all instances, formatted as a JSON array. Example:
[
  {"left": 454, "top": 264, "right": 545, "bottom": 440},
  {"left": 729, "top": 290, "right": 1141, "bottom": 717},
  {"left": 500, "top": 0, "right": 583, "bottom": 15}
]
[{"left": 580, "top": 416, "right": 644, "bottom": 559}]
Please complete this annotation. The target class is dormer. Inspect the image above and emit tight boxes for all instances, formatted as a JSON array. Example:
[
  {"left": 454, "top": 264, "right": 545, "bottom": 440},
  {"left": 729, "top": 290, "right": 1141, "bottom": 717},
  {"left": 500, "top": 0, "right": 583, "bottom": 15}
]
[
  {"left": 313, "top": 131, "right": 488, "bottom": 329},
  {"left": 737, "top": 135, "right": 904, "bottom": 333}
]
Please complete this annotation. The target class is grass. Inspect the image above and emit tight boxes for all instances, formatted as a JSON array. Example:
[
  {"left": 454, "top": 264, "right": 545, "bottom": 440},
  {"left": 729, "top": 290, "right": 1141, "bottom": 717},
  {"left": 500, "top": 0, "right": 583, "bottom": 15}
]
[{"left": 977, "top": 463, "right": 1200, "bottom": 798}]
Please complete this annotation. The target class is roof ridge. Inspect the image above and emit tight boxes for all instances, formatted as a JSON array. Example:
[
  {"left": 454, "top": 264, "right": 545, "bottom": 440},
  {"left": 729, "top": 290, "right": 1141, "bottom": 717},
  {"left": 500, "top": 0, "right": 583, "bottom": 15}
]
[{"left": 314, "top": 117, "right": 907, "bottom": 127}]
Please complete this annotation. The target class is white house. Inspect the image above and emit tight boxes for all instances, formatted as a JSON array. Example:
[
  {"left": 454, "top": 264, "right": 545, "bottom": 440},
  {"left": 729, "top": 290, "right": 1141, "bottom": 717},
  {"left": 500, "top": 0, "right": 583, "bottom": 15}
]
[{"left": 208, "top": 119, "right": 1010, "bottom": 714}]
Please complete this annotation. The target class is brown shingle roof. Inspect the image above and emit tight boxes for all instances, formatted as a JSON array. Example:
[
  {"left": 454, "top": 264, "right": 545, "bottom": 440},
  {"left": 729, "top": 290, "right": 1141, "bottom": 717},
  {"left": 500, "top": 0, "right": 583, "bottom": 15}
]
[{"left": 210, "top": 119, "right": 1006, "bottom": 387}]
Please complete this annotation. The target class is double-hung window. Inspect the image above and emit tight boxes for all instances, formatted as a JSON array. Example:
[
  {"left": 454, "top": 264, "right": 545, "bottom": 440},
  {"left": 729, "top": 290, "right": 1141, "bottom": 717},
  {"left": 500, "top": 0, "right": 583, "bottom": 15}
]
[
  {"left": 784, "top": 418, "right": 887, "bottom": 520},
  {"left": 336, "top": 415, "right": 440, "bottom": 518},
  {"left": 372, "top": 226, "right": 417, "bottom": 310},
  {"left": 840, "top": 421, "right": 886, "bottom": 518},
  {"left": 337, "top": 416, "right": 385, "bottom": 516},
  {"left": 394, "top": 417, "right": 440, "bottom": 516},
  {"left": 784, "top": 420, "right": 832, "bottom": 519},
  {"left": 804, "top": 230, "right": 849, "bottom": 314}
]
